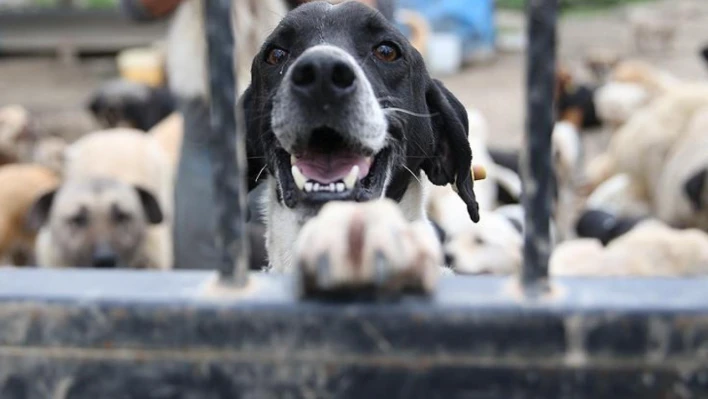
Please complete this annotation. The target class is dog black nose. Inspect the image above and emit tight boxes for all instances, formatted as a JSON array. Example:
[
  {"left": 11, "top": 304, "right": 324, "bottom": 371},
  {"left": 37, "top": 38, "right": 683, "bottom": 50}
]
[
  {"left": 91, "top": 244, "right": 118, "bottom": 269},
  {"left": 291, "top": 54, "right": 357, "bottom": 100}
]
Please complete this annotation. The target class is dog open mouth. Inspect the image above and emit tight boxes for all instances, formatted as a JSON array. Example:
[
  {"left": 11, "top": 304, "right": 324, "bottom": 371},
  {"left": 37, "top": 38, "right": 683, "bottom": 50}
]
[{"left": 278, "top": 127, "right": 391, "bottom": 204}]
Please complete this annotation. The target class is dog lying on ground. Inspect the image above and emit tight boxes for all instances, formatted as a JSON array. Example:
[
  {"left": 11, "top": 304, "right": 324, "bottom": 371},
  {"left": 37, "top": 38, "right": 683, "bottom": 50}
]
[
  {"left": 555, "top": 66, "right": 602, "bottom": 130},
  {"left": 88, "top": 79, "right": 177, "bottom": 132},
  {"left": 241, "top": 2, "right": 480, "bottom": 292},
  {"left": 551, "top": 220, "right": 708, "bottom": 277},
  {"left": 30, "top": 128, "right": 173, "bottom": 269},
  {"left": 0, "top": 164, "right": 60, "bottom": 266}
]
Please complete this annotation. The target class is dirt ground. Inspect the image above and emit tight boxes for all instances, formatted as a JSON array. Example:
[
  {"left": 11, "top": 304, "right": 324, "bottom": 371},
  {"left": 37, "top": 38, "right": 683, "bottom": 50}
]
[{"left": 1, "top": 0, "right": 707, "bottom": 149}]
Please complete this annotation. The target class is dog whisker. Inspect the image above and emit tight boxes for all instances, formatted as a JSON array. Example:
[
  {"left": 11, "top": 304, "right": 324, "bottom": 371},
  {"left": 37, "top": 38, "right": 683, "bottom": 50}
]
[
  {"left": 254, "top": 165, "right": 268, "bottom": 182},
  {"left": 402, "top": 165, "right": 421, "bottom": 184},
  {"left": 383, "top": 108, "right": 437, "bottom": 118}
]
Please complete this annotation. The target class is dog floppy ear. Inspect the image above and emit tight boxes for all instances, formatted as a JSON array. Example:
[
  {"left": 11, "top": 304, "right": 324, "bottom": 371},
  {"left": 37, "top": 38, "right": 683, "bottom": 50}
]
[
  {"left": 26, "top": 189, "right": 57, "bottom": 232},
  {"left": 238, "top": 86, "right": 266, "bottom": 191},
  {"left": 422, "top": 79, "right": 480, "bottom": 222},
  {"left": 684, "top": 168, "right": 707, "bottom": 211},
  {"left": 134, "top": 186, "right": 164, "bottom": 225}
]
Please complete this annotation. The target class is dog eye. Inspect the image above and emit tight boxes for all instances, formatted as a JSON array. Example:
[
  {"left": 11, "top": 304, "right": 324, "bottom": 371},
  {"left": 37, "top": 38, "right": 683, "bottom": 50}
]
[
  {"left": 265, "top": 48, "right": 289, "bottom": 65},
  {"left": 111, "top": 205, "right": 132, "bottom": 224},
  {"left": 373, "top": 42, "right": 400, "bottom": 62},
  {"left": 67, "top": 213, "right": 88, "bottom": 228}
]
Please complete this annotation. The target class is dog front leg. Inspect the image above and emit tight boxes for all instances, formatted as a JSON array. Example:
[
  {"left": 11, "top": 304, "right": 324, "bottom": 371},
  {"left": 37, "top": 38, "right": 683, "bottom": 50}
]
[{"left": 294, "top": 199, "right": 443, "bottom": 298}]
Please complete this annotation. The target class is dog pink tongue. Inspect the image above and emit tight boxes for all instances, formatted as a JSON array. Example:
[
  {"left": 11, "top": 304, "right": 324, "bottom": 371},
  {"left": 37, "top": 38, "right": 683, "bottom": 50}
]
[{"left": 294, "top": 151, "right": 371, "bottom": 184}]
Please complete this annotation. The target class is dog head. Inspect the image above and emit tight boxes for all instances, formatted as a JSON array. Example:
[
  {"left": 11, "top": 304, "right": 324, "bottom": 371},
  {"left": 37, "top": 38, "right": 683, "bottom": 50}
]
[
  {"left": 88, "top": 79, "right": 176, "bottom": 132},
  {"left": 0, "top": 105, "right": 32, "bottom": 164},
  {"left": 27, "top": 178, "right": 163, "bottom": 268},
  {"left": 242, "top": 1, "right": 479, "bottom": 222}
]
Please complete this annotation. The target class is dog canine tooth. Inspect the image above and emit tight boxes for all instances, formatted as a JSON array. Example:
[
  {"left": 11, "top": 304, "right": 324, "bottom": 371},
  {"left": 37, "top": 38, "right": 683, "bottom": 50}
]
[
  {"left": 291, "top": 166, "right": 307, "bottom": 190},
  {"left": 343, "top": 165, "right": 359, "bottom": 190},
  {"left": 290, "top": 155, "right": 297, "bottom": 165}
]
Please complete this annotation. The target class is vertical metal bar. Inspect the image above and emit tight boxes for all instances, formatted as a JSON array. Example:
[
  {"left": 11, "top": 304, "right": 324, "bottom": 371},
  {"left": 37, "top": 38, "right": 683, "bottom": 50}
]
[
  {"left": 204, "top": 0, "right": 249, "bottom": 285},
  {"left": 521, "top": 0, "right": 558, "bottom": 292}
]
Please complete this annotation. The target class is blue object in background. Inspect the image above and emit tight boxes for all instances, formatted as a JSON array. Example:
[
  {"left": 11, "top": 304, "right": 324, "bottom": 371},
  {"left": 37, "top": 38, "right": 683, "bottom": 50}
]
[{"left": 397, "top": 0, "right": 496, "bottom": 62}]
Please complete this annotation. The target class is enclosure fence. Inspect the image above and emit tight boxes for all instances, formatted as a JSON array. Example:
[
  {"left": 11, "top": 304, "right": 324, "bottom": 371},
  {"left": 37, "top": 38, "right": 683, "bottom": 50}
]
[{"left": 0, "top": 0, "right": 706, "bottom": 397}]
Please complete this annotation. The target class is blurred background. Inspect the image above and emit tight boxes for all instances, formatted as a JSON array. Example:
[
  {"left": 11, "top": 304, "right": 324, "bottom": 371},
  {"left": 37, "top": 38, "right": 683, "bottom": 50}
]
[
  {"left": 0, "top": 0, "right": 705, "bottom": 148},
  {"left": 1, "top": 0, "right": 708, "bottom": 271}
]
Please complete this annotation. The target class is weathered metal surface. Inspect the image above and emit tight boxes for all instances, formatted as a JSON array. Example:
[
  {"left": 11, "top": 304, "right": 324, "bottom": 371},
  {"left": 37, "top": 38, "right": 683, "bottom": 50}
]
[
  {"left": 0, "top": 269, "right": 707, "bottom": 398},
  {"left": 521, "top": 0, "right": 558, "bottom": 291},
  {"left": 203, "top": 0, "right": 249, "bottom": 284}
]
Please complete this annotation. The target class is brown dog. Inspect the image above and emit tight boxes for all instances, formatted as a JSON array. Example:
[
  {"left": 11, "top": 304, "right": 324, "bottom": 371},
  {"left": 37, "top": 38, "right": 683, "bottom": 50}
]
[{"left": 0, "top": 164, "right": 60, "bottom": 266}]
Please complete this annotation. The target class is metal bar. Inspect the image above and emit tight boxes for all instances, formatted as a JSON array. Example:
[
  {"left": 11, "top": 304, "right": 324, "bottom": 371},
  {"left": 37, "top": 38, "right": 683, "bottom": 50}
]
[
  {"left": 204, "top": 0, "right": 249, "bottom": 285},
  {"left": 521, "top": 0, "right": 558, "bottom": 292},
  {"left": 1, "top": 269, "right": 708, "bottom": 397}
]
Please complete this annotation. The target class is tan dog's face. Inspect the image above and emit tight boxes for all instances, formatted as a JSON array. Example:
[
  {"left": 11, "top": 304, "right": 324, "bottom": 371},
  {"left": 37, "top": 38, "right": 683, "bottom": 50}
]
[{"left": 29, "top": 178, "right": 163, "bottom": 268}]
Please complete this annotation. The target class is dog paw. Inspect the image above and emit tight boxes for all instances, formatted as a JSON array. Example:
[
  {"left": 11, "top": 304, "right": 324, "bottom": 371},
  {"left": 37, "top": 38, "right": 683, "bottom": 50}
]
[{"left": 295, "top": 199, "right": 443, "bottom": 298}]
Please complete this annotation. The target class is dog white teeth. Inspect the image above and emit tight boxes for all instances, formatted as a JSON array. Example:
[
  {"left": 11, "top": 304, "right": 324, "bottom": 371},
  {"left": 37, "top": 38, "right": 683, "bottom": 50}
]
[
  {"left": 305, "top": 182, "right": 313, "bottom": 192},
  {"left": 313, "top": 182, "right": 321, "bottom": 191},
  {"left": 343, "top": 165, "right": 359, "bottom": 190},
  {"left": 291, "top": 166, "right": 307, "bottom": 190},
  {"left": 290, "top": 155, "right": 297, "bottom": 165},
  {"left": 328, "top": 183, "right": 335, "bottom": 192},
  {"left": 336, "top": 182, "right": 345, "bottom": 192}
]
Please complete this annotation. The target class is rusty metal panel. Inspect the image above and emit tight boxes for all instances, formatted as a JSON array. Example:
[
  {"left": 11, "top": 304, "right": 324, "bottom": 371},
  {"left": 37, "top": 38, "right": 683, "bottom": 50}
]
[{"left": 0, "top": 269, "right": 707, "bottom": 398}]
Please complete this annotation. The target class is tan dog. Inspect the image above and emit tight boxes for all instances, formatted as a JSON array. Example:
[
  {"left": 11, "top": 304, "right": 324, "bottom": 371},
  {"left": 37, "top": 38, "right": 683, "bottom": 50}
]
[
  {"left": 654, "top": 106, "right": 708, "bottom": 231},
  {"left": 148, "top": 112, "right": 184, "bottom": 176},
  {"left": 587, "top": 85, "right": 708, "bottom": 192},
  {"left": 593, "top": 60, "right": 680, "bottom": 129},
  {"left": 0, "top": 164, "right": 60, "bottom": 266},
  {"left": 551, "top": 220, "right": 708, "bottom": 277},
  {"left": 33, "top": 128, "right": 174, "bottom": 269},
  {"left": 29, "top": 178, "right": 165, "bottom": 269},
  {"left": 0, "top": 105, "right": 31, "bottom": 165}
]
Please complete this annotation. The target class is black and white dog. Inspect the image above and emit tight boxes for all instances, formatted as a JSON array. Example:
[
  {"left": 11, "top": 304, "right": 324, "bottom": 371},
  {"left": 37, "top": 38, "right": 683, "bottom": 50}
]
[{"left": 241, "top": 1, "right": 479, "bottom": 287}]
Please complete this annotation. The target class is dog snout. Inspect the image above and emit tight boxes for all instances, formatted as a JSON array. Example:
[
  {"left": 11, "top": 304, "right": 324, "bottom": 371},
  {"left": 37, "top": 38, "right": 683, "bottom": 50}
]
[
  {"left": 291, "top": 53, "right": 357, "bottom": 101},
  {"left": 91, "top": 243, "right": 118, "bottom": 269}
]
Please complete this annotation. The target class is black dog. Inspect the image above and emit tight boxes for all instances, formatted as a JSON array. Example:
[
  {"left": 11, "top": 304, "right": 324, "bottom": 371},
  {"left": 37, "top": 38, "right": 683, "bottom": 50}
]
[
  {"left": 240, "top": 1, "right": 479, "bottom": 272},
  {"left": 88, "top": 79, "right": 176, "bottom": 132},
  {"left": 575, "top": 209, "right": 647, "bottom": 246}
]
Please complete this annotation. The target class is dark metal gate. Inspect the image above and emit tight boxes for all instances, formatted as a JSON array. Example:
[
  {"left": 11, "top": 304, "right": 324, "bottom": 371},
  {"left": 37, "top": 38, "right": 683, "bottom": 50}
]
[{"left": 0, "top": 0, "right": 706, "bottom": 397}]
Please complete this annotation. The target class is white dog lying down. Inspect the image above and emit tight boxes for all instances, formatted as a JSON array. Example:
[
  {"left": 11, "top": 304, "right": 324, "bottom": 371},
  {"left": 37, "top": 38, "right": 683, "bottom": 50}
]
[{"left": 551, "top": 220, "right": 708, "bottom": 277}]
